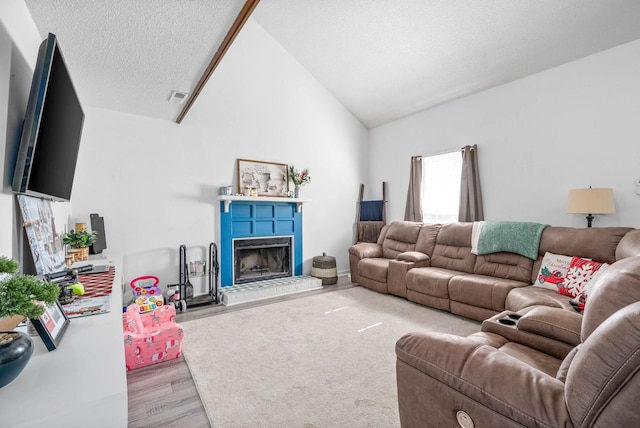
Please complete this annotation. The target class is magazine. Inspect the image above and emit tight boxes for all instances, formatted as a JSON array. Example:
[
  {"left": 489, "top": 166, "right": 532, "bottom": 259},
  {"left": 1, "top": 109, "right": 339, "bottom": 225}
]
[{"left": 62, "top": 296, "right": 111, "bottom": 318}]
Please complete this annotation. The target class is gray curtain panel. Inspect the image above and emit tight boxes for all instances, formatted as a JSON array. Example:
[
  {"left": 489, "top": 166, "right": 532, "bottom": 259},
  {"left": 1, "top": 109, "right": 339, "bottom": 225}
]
[
  {"left": 459, "top": 144, "right": 484, "bottom": 222},
  {"left": 404, "top": 155, "right": 423, "bottom": 221}
]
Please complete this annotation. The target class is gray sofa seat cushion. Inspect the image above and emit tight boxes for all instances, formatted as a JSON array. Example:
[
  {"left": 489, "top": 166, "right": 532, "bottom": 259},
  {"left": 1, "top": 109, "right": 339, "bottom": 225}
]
[
  {"left": 396, "top": 332, "right": 570, "bottom": 428},
  {"left": 358, "top": 258, "right": 391, "bottom": 283},
  {"left": 406, "top": 267, "right": 466, "bottom": 299},
  {"left": 449, "top": 274, "right": 528, "bottom": 312},
  {"left": 496, "top": 342, "right": 562, "bottom": 377}
]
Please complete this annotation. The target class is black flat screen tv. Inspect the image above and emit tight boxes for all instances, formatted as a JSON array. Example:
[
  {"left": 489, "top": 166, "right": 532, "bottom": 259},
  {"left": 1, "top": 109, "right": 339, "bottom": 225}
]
[{"left": 12, "top": 32, "right": 84, "bottom": 202}]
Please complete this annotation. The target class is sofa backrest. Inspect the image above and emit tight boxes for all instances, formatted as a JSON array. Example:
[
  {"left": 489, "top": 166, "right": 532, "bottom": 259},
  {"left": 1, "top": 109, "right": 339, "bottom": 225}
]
[
  {"left": 531, "top": 226, "right": 633, "bottom": 284},
  {"left": 564, "top": 300, "right": 640, "bottom": 427},
  {"left": 615, "top": 229, "right": 640, "bottom": 261},
  {"left": 376, "top": 224, "right": 390, "bottom": 245},
  {"left": 540, "top": 226, "right": 632, "bottom": 263},
  {"left": 381, "top": 221, "right": 422, "bottom": 259},
  {"left": 473, "top": 253, "right": 533, "bottom": 283},
  {"left": 414, "top": 223, "right": 441, "bottom": 256},
  {"left": 581, "top": 255, "right": 640, "bottom": 341},
  {"left": 430, "top": 222, "right": 476, "bottom": 273}
]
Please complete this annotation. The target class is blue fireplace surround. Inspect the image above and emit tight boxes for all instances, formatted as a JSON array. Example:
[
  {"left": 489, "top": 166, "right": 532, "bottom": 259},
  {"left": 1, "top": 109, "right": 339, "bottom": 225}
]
[{"left": 219, "top": 199, "right": 303, "bottom": 286}]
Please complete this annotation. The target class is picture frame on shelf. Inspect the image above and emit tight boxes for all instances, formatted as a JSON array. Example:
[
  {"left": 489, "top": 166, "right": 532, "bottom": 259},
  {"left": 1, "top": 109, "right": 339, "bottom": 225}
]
[
  {"left": 30, "top": 300, "right": 70, "bottom": 351},
  {"left": 17, "top": 194, "right": 66, "bottom": 274},
  {"left": 236, "top": 159, "right": 289, "bottom": 197}
]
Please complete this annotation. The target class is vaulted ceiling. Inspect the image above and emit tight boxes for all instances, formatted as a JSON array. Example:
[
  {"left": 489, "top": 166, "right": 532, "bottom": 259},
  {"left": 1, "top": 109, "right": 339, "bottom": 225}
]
[{"left": 24, "top": 0, "right": 640, "bottom": 128}]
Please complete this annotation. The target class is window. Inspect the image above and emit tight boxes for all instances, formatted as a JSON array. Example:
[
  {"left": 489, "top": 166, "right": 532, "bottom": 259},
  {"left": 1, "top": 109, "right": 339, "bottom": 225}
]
[{"left": 422, "top": 150, "right": 462, "bottom": 223}]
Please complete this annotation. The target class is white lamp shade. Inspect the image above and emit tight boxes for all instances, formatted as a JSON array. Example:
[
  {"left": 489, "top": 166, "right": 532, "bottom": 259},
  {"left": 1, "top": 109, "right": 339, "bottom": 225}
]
[{"left": 566, "top": 188, "right": 616, "bottom": 214}]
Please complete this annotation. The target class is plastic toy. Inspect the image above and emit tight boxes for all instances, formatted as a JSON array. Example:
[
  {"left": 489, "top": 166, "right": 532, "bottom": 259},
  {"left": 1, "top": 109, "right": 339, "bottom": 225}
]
[
  {"left": 67, "top": 282, "right": 85, "bottom": 295},
  {"left": 165, "top": 288, "right": 187, "bottom": 312},
  {"left": 130, "top": 275, "right": 164, "bottom": 313}
]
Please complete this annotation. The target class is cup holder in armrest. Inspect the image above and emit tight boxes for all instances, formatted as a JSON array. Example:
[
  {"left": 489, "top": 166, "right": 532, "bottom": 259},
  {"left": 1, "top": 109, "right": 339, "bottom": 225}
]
[
  {"left": 507, "top": 314, "right": 522, "bottom": 320},
  {"left": 497, "top": 318, "right": 517, "bottom": 326}
]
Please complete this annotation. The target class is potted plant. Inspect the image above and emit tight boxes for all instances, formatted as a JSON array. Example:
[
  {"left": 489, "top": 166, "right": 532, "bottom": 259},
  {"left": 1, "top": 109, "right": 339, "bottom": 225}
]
[
  {"left": 0, "top": 256, "right": 60, "bottom": 388},
  {"left": 289, "top": 165, "right": 311, "bottom": 198},
  {"left": 63, "top": 229, "right": 97, "bottom": 261}
]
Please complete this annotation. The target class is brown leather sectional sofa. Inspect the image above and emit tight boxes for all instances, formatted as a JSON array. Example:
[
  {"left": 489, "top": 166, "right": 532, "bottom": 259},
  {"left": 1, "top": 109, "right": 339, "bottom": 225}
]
[
  {"left": 348, "top": 221, "right": 640, "bottom": 427},
  {"left": 349, "top": 221, "right": 639, "bottom": 320}
]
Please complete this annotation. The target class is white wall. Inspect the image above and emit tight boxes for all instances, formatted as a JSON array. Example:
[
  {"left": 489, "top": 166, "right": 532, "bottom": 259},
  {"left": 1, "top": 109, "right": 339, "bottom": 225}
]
[
  {"left": 1, "top": 2, "right": 71, "bottom": 262},
  {"left": 70, "top": 18, "right": 368, "bottom": 291},
  {"left": 0, "top": 4, "right": 32, "bottom": 258},
  {"left": 1, "top": 6, "right": 367, "bottom": 290},
  {"left": 370, "top": 39, "right": 640, "bottom": 229},
  {"left": 0, "top": 21, "right": 15, "bottom": 258},
  {"left": 1, "top": 2, "right": 72, "bottom": 265},
  {"left": 4, "top": 0, "right": 640, "bottom": 292}
]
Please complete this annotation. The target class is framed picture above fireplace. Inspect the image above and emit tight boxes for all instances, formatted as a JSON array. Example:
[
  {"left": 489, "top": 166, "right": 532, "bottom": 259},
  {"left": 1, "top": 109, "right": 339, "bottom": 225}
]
[{"left": 237, "top": 159, "right": 289, "bottom": 197}]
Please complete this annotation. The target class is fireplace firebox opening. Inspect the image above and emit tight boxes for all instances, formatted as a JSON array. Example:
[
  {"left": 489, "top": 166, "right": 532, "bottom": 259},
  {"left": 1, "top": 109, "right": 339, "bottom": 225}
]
[{"left": 233, "top": 236, "right": 292, "bottom": 285}]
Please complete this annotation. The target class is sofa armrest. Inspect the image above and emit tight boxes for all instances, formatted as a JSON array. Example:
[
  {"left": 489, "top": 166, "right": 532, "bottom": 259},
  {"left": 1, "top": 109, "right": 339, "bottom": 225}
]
[
  {"left": 396, "top": 332, "right": 570, "bottom": 428},
  {"left": 481, "top": 305, "right": 582, "bottom": 359},
  {"left": 348, "top": 242, "right": 382, "bottom": 259},
  {"left": 388, "top": 257, "right": 430, "bottom": 298},
  {"left": 517, "top": 306, "right": 582, "bottom": 346},
  {"left": 396, "top": 251, "right": 430, "bottom": 263}
]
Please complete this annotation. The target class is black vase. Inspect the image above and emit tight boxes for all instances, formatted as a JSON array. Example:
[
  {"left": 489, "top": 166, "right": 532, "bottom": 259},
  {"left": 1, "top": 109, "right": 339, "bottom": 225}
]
[{"left": 0, "top": 331, "right": 34, "bottom": 389}]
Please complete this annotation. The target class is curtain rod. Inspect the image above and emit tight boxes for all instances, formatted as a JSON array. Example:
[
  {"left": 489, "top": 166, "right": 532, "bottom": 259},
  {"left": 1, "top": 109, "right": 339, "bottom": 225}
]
[
  {"left": 416, "top": 147, "right": 459, "bottom": 158},
  {"left": 415, "top": 145, "right": 476, "bottom": 158}
]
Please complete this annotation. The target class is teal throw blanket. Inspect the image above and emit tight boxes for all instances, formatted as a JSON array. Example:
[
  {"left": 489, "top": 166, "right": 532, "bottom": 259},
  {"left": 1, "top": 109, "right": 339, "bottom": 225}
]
[{"left": 476, "top": 221, "right": 548, "bottom": 260}]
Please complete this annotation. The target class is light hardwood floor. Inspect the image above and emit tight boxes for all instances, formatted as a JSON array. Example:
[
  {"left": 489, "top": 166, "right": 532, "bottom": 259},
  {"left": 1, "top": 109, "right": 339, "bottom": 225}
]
[{"left": 126, "top": 277, "right": 354, "bottom": 427}]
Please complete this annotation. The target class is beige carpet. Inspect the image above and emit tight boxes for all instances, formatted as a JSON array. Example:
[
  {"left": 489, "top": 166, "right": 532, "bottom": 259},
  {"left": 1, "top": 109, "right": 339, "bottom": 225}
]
[{"left": 181, "top": 286, "right": 480, "bottom": 427}]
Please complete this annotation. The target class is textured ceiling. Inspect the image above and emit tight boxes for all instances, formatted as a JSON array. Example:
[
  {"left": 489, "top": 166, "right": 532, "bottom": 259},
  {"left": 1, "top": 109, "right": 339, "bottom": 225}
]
[
  {"left": 24, "top": 0, "right": 640, "bottom": 128},
  {"left": 24, "top": 0, "right": 246, "bottom": 122}
]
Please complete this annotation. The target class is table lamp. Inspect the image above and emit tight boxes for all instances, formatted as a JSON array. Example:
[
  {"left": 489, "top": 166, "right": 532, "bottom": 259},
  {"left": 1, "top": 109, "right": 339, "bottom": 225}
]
[{"left": 566, "top": 187, "right": 615, "bottom": 227}]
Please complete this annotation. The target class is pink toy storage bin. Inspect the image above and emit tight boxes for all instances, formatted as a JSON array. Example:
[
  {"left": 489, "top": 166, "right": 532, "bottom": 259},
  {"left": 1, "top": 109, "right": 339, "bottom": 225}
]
[{"left": 122, "top": 303, "right": 184, "bottom": 370}]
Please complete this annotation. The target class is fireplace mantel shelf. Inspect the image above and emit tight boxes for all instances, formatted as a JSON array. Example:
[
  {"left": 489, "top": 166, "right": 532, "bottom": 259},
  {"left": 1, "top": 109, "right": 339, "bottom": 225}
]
[{"left": 216, "top": 195, "right": 311, "bottom": 213}]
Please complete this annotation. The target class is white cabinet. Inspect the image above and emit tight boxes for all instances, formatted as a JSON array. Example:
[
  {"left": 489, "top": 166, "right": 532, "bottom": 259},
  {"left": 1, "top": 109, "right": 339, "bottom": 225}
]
[{"left": 0, "top": 253, "right": 127, "bottom": 427}]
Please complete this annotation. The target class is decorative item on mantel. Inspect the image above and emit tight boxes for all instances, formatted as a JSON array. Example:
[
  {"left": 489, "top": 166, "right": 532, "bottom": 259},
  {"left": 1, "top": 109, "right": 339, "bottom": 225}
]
[
  {"left": 289, "top": 165, "right": 311, "bottom": 198},
  {"left": 237, "top": 159, "right": 289, "bottom": 197}
]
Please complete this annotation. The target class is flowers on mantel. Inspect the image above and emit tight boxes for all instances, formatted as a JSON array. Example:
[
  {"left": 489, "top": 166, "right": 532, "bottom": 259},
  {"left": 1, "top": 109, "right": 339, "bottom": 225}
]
[
  {"left": 289, "top": 166, "right": 311, "bottom": 186},
  {"left": 289, "top": 166, "right": 310, "bottom": 199}
]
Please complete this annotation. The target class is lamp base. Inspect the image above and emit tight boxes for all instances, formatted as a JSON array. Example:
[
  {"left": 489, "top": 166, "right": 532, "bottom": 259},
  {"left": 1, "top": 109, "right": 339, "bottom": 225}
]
[{"left": 586, "top": 214, "right": 594, "bottom": 228}]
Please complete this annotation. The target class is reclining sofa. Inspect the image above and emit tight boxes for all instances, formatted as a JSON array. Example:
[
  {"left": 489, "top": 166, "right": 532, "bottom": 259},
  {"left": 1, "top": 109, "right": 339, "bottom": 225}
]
[
  {"left": 349, "top": 221, "right": 640, "bottom": 427},
  {"left": 349, "top": 221, "right": 640, "bottom": 320},
  {"left": 396, "top": 254, "right": 640, "bottom": 427}
]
